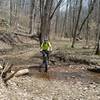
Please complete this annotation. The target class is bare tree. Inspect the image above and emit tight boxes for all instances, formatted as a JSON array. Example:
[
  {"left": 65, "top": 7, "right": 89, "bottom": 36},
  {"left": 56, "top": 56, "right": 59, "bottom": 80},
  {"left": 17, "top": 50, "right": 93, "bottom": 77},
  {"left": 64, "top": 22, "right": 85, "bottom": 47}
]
[
  {"left": 85, "top": 18, "right": 89, "bottom": 46},
  {"left": 71, "top": 0, "right": 83, "bottom": 48},
  {"left": 61, "top": 0, "right": 69, "bottom": 37},
  {"left": 95, "top": 0, "right": 100, "bottom": 55},
  {"left": 29, "top": 0, "right": 35, "bottom": 34},
  {"left": 77, "top": 0, "right": 96, "bottom": 37},
  {"left": 39, "top": 0, "right": 63, "bottom": 44},
  {"left": 55, "top": 6, "right": 60, "bottom": 37},
  {"left": 10, "top": 0, "right": 13, "bottom": 26},
  {"left": 71, "top": 0, "right": 78, "bottom": 38}
]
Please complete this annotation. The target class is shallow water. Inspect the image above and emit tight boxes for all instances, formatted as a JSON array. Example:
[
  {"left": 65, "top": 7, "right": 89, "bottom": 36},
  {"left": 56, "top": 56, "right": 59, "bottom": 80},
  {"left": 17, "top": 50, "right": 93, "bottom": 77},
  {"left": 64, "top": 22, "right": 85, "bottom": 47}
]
[{"left": 28, "top": 65, "right": 100, "bottom": 84}]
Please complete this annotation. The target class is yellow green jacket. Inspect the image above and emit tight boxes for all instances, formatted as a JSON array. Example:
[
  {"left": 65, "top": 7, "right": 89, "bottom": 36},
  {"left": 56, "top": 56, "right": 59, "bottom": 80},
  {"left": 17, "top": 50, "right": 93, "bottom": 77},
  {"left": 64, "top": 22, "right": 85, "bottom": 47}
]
[{"left": 41, "top": 41, "right": 52, "bottom": 51}]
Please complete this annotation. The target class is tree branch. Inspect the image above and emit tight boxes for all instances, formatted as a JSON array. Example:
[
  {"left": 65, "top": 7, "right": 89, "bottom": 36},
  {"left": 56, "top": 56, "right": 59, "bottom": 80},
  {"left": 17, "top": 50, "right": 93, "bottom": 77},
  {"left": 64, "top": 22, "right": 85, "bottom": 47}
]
[
  {"left": 77, "top": 0, "right": 96, "bottom": 36},
  {"left": 50, "top": 0, "right": 63, "bottom": 20}
]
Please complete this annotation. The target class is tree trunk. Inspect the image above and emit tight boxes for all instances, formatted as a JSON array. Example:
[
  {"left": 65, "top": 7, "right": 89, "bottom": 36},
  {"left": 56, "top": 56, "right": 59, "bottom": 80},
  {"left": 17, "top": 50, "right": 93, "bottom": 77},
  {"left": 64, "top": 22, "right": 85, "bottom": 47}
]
[
  {"left": 77, "top": 0, "right": 96, "bottom": 37},
  {"left": 95, "top": 0, "right": 100, "bottom": 55},
  {"left": 10, "top": 0, "right": 13, "bottom": 26},
  {"left": 29, "top": 0, "right": 35, "bottom": 34},
  {"left": 69, "top": 0, "right": 72, "bottom": 41},
  {"left": 39, "top": 0, "right": 63, "bottom": 44},
  {"left": 55, "top": 7, "right": 60, "bottom": 38},
  {"left": 40, "top": 12, "right": 51, "bottom": 44},
  {"left": 85, "top": 19, "right": 89, "bottom": 46},
  {"left": 71, "top": 0, "right": 78, "bottom": 38},
  {"left": 40, "top": 0, "right": 53, "bottom": 44},
  {"left": 62, "top": 0, "right": 68, "bottom": 38},
  {"left": 71, "top": 0, "right": 83, "bottom": 48},
  {"left": 95, "top": 32, "right": 100, "bottom": 55}
]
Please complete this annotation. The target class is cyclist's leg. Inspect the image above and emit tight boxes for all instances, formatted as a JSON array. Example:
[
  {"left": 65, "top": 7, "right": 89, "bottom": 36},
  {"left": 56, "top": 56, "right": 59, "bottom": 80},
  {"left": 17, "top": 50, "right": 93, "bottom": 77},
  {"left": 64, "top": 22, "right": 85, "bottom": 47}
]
[
  {"left": 44, "top": 51, "right": 48, "bottom": 72},
  {"left": 44, "top": 58, "right": 48, "bottom": 72},
  {"left": 39, "top": 50, "right": 45, "bottom": 72},
  {"left": 45, "top": 51, "right": 49, "bottom": 60},
  {"left": 46, "top": 51, "right": 49, "bottom": 60},
  {"left": 47, "top": 51, "right": 49, "bottom": 63},
  {"left": 45, "top": 51, "right": 49, "bottom": 67},
  {"left": 42, "top": 51, "right": 46, "bottom": 64}
]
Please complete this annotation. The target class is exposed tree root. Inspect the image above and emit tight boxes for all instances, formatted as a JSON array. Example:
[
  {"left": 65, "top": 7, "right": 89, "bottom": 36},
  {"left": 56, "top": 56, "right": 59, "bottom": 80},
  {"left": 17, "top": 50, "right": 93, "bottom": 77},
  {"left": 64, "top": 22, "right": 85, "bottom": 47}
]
[{"left": 87, "top": 67, "right": 100, "bottom": 73}]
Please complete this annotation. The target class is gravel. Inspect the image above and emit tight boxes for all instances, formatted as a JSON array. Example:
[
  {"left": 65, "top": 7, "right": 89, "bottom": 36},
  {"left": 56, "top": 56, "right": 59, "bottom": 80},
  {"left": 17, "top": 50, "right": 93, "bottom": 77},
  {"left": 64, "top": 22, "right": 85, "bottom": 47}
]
[{"left": 0, "top": 75, "right": 100, "bottom": 100}]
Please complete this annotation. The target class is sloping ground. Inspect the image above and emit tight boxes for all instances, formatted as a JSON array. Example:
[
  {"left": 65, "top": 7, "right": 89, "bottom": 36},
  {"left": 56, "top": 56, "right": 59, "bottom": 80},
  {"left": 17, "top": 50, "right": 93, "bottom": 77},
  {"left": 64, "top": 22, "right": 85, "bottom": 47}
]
[
  {"left": 0, "top": 32, "right": 29, "bottom": 45},
  {"left": 0, "top": 32, "right": 37, "bottom": 52}
]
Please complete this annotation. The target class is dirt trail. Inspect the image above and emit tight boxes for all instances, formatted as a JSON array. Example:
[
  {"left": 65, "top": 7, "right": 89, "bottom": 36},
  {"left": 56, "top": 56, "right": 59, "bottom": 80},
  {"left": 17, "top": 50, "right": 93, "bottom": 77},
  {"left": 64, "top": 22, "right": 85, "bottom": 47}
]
[{"left": 0, "top": 41, "right": 100, "bottom": 100}]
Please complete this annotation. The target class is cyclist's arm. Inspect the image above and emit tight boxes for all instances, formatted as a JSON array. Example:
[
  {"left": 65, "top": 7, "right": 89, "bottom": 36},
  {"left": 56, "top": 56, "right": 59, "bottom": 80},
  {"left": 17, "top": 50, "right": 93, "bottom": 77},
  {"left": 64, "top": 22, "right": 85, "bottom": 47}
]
[
  {"left": 40, "top": 43, "right": 43, "bottom": 51},
  {"left": 48, "top": 42, "right": 52, "bottom": 51}
]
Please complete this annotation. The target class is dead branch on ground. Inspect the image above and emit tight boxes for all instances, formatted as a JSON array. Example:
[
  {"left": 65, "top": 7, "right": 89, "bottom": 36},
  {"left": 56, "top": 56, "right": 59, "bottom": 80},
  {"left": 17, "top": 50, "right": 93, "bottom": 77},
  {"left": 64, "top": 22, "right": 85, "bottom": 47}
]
[{"left": 0, "top": 61, "right": 18, "bottom": 84}]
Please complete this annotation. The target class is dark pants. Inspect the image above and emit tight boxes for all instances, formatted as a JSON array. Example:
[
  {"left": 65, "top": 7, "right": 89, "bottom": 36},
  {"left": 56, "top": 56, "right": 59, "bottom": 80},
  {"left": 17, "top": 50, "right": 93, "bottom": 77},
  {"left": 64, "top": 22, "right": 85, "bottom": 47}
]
[{"left": 40, "top": 50, "right": 49, "bottom": 72}]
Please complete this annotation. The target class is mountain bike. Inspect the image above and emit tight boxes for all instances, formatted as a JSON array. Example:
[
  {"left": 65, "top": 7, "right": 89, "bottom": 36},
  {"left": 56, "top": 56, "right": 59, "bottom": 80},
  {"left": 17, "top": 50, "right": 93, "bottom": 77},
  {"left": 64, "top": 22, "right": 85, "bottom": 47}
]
[{"left": 39, "top": 50, "right": 49, "bottom": 72}]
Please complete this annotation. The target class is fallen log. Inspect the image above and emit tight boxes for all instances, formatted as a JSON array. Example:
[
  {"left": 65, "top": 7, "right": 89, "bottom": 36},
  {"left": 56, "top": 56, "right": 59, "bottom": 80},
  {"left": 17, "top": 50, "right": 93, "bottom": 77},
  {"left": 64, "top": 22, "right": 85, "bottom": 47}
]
[
  {"left": 1, "top": 63, "right": 13, "bottom": 77},
  {"left": 3, "top": 69, "right": 19, "bottom": 83},
  {"left": 14, "top": 69, "right": 29, "bottom": 77},
  {"left": 14, "top": 32, "right": 39, "bottom": 41},
  {"left": 0, "top": 62, "right": 18, "bottom": 84}
]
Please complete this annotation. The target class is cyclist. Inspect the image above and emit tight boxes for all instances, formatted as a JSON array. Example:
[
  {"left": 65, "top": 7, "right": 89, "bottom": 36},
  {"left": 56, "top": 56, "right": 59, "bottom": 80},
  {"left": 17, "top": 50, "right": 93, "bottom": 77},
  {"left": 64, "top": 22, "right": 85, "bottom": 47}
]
[{"left": 40, "top": 38, "right": 52, "bottom": 72}]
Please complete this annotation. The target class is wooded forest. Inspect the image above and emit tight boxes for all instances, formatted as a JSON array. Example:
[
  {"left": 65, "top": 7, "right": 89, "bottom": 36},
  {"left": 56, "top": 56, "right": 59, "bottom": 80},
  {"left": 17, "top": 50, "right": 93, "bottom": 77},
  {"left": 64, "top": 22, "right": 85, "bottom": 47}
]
[
  {"left": 0, "top": 0, "right": 99, "bottom": 50},
  {"left": 0, "top": 0, "right": 100, "bottom": 100}
]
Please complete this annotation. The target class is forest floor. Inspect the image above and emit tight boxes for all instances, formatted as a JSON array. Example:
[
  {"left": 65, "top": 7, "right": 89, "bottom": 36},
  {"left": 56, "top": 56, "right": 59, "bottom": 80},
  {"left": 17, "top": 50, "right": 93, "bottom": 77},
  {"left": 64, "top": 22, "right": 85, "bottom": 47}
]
[{"left": 0, "top": 38, "right": 100, "bottom": 100}]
